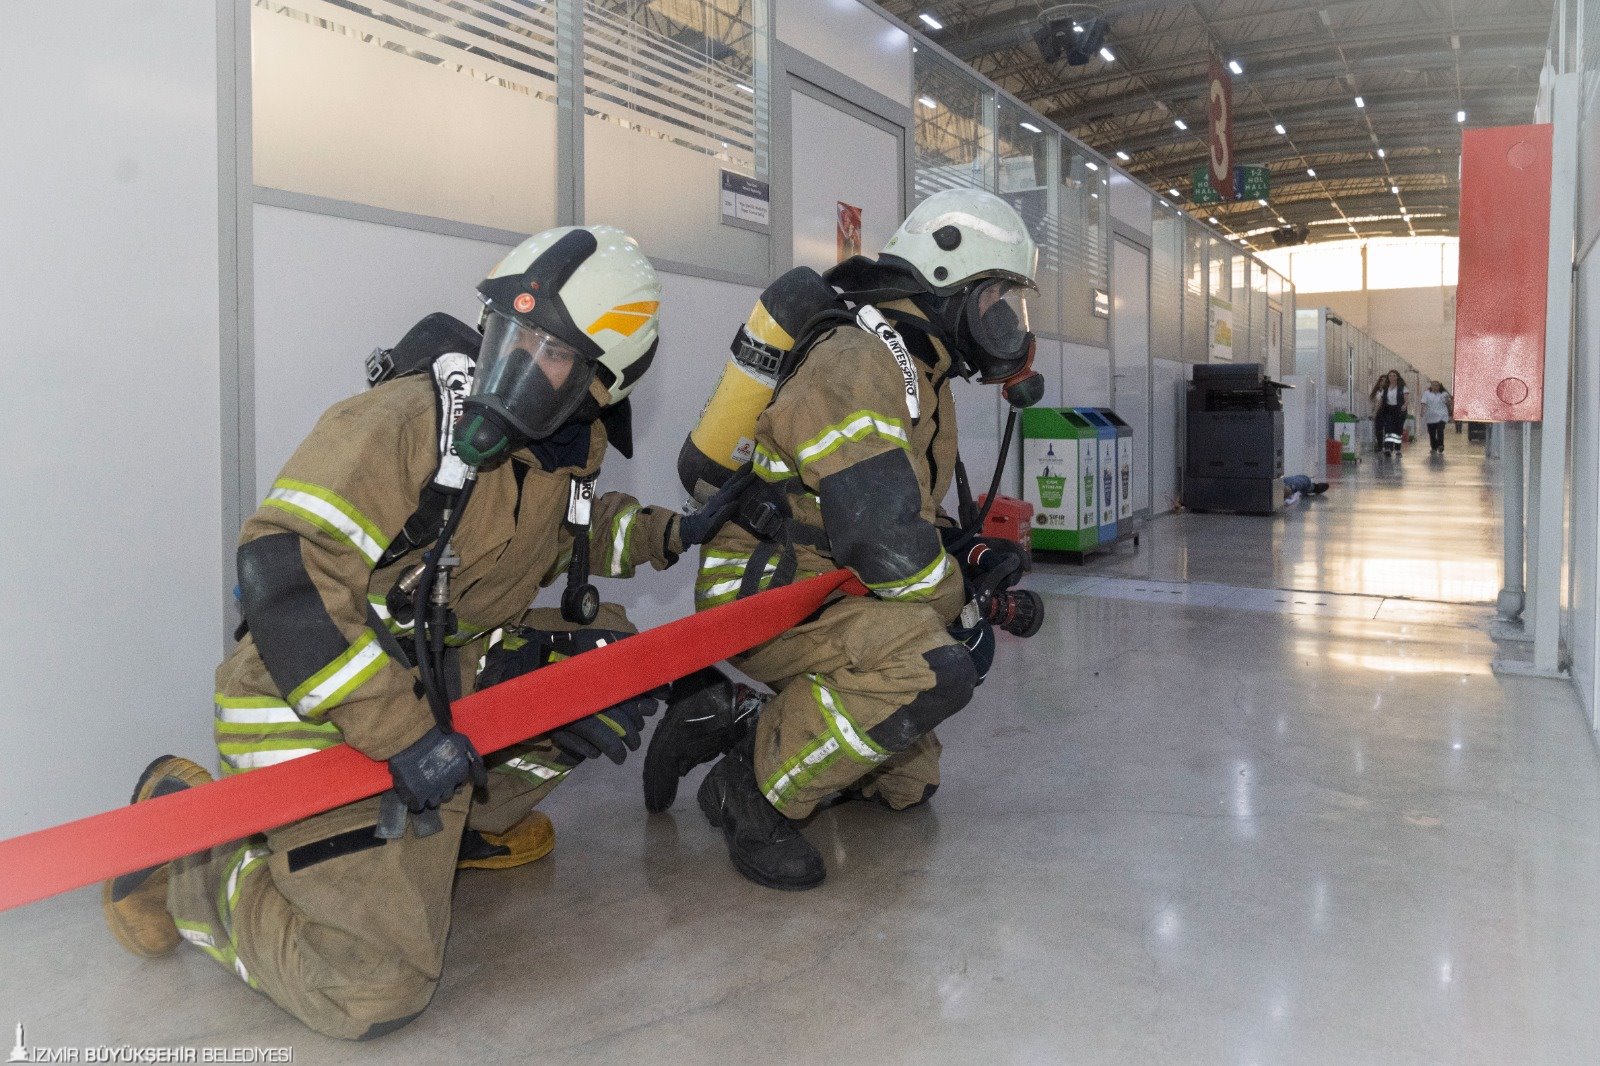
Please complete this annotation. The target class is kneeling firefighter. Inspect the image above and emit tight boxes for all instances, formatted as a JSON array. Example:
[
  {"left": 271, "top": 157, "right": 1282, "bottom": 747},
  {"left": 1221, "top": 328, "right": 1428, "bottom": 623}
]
[
  {"left": 101, "top": 225, "right": 735, "bottom": 1040},
  {"left": 646, "top": 188, "right": 1046, "bottom": 890}
]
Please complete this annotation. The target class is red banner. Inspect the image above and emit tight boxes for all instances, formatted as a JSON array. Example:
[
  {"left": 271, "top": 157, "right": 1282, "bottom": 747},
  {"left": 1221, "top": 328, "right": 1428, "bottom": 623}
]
[{"left": 1208, "top": 56, "right": 1234, "bottom": 201}]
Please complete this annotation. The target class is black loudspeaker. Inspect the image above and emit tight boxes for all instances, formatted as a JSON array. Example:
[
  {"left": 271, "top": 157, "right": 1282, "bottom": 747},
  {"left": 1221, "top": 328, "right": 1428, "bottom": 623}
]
[{"left": 1035, "top": 15, "right": 1107, "bottom": 66}]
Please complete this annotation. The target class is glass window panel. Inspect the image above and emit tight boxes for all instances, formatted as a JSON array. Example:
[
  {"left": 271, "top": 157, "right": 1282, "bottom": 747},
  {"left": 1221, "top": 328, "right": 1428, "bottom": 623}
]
[
  {"left": 913, "top": 51, "right": 991, "bottom": 202},
  {"left": 1280, "top": 241, "right": 1365, "bottom": 293},
  {"left": 1060, "top": 139, "right": 1108, "bottom": 347},
  {"left": 253, "top": 0, "right": 560, "bottom": 233},
  {"left": 996, "top": 100, "right": 1058, "bottom": 337},
  {"left": 583, "top": 0, "right": 767, "bottom": 275},
  {"left": 1183, "top": 221, "right": 1208, "bottom": 362},
  {"left": 1252, "top": 258, "right": 1269, "bottom": 366},
  {"left": 1151, "top": 205, "right": 1185, "bottom": 360}
]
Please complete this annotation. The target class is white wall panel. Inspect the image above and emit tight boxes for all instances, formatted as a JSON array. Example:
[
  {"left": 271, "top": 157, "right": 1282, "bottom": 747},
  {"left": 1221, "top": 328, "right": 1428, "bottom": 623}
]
[
  {"left": 789, "top": 90, "right": 901, "bottom": 274},
  {"left": 0, "top": 3, "right": 222, "bottom": 834},
  {"left": 1109, "top": 171, "right": 1153, "bottom": 238},
  {"left": 777, "top": 0, "right": 913, "bottom": 106},
  {"left": 1062, "top": 342, "right": 1113, "bottom": 407},
  {"left": 252, "top": 205, "right": 518, "bottom": 491}
]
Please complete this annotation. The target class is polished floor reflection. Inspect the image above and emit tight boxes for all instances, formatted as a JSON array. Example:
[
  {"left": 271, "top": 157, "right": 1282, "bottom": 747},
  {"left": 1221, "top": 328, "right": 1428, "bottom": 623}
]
[
  {"left": 3, "top": 438, "right": 1595, "bottom": 1063},
  {"left": 1083, "top": 439, "right": 1503, "bottom": 604}
]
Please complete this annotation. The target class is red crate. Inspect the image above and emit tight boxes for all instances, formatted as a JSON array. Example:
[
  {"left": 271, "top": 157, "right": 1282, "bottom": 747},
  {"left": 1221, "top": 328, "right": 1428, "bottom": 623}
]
[{"left": 977, "top": 494, "right": 1034, "bottom": 569}]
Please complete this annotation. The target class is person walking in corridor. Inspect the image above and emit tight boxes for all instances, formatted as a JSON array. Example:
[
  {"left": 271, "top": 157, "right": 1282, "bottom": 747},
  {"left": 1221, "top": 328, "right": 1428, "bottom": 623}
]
[
  {"left": 1371, "top": 370, "right": 1409, "bottom": 457},
  {"left": 1421, "top": 380, "right": 1452, "bottom": 453}
]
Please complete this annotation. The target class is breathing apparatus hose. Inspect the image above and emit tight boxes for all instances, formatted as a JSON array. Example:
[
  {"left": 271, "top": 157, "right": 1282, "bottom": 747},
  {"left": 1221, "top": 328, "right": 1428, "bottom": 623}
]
[
  {"left": 412, "top": 474, "right": 478, "bottom": 734},
  {"left": 947, "top": 406, "right": 1020, "bottom": 555}
]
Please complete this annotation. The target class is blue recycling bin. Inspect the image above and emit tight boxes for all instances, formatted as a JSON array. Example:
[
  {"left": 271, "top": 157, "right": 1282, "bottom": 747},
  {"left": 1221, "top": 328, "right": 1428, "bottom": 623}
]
[{"left": 1073, "top": 408, "right": 1118, "bottom": 543}]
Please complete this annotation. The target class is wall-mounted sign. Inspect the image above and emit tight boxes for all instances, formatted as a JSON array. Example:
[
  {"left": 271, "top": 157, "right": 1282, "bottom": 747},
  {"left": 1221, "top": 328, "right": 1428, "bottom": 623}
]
[
  {"left": 1207, "top": 55, "right": 1235, "bottom": 201},
  {"left": 836, "top": 201, "right": 862, "bottom": 262},
  {"left": 1210, "top": 297, "right": 1234, "bottom": 362},
  {"left": 720, "top": 170, "right": 770, "bottom": 233}
]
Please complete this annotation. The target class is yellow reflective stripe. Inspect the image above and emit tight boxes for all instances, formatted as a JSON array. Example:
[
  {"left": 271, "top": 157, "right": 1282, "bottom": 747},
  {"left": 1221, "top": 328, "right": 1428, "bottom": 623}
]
[
  {"left": 811, "top": 676, "right": 888, "bottom": 761},
  {"left": 753, "top": 444, "right": 793, "bottom": 482},
  {"left": 218, "top": 745, "right": 335, "bottom": 775},
  {"left": 865, "top": 550, "right": 953, "bottom": 601},
  {"left": 214, "top": 696, "right": 299, "bottom": 724},
  {"left": 286, "top": 631, "right": 388, "bottom": 719},
  {"left": 603, "top": 503, "right": 640, "bottom": 577},
  {"left": 794, "top": 410, "right": 908, "bottom": 472},
  {"left": 368, "top": 594, "right": 412, "bottom": 635},
  {"left": 498, "top": 755, "right": 570, "bottom": 783},
  {"left": 763, "top": 735, "right": 843, "bottom": 808},
  {"left": 263, "top": 479, "right": 388, "bottom": 566}
]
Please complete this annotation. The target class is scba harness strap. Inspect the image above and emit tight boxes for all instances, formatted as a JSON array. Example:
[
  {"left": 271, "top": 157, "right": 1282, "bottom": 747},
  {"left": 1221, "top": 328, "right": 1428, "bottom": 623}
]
[{"left": 367, "top": 312, "right": 598, "bottom": 623}]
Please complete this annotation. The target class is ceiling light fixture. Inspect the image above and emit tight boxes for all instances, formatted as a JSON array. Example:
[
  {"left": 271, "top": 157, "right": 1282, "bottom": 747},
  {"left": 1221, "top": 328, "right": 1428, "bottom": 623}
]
[
  {"left": 1307, "top": 167, "right": 1316, "bottom": 177},
  {"left": 1259, "top": 199, "right": 1268, "bottom": 206},
  {"left": 917, "top": 96, "right": 937, "bottom": 109},
  {"left": 918, "top": 12, "right": 943, "bottom": 30},
  {"left": 1100, "top": 46, "right": 1116, "bottom": 62},
  {"left": 1391, "top": 185, "right": 1400, "bottom": 194},
  {"left": 1208, "top": 216, "right": 1218, "bottom": 223},
  {"left": 1116, "top": 150, "right": 1130, "bottom": 161},
  {"left": 1085, "top": 160, "right": 1100, "bottom": 171},
  {"left": 1457, "top": 110, "right": 1466, "bottom": 123},
  {"left": 1228, "top": 59, "right": 1243, "bottom": 75},
  {"left": 1377, "top": 147, "right": 1386, "bottom": 158},
  {"left": 1174, "top": 118, "right": 1188, "bottom": 130},
  {"left": 1020, "top": 121, "right": 1042, "bottom": 133},
  {"left": 1274, "top": 123, "right": 1287, "bottom": 135},
  {"left": 1170, "top": 187, "right": 1182, "bottom": 197},
  {"left": 736, "top": 83, "right": 753, "bottom": 94},
  {"left": 1354, "top": 96, "right": 1365, "bottom": 108}
]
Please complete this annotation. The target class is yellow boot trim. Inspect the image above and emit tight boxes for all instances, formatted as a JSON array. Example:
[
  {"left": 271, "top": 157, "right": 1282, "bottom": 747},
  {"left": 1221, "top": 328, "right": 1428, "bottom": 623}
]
[
  {"left": 102, "top": 755, "right": 214, "bottom": 958},
  {"left": 458, "top": 811, "right": 556, "bottom": 870}
]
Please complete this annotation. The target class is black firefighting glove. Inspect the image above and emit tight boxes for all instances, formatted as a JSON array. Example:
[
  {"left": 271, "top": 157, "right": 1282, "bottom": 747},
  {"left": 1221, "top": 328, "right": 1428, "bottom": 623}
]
[
  {"left": 388, "top": 727, "right": 488, "bottom": 812},
  {"left": 551, "top": 691, "right": 664, "bottom": 766},
  {"left": 676, "top": 468, "right": 755, "bottom": 547},
  {"left": 948, "top": 616, "right": 995, "bottom": 686},
  {"left": 958, "top": 537, "right": 1025, "bottom": 595}
]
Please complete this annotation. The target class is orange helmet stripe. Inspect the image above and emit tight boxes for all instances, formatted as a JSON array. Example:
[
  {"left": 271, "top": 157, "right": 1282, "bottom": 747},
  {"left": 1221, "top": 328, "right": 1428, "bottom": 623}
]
[{"left": 587, "top": 301, "right": 661, "bottom": 337}]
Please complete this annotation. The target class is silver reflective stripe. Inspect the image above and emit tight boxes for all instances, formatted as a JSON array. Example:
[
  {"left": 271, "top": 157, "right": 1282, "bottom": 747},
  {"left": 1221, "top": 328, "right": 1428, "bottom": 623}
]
[
  {"left": 215, "top": 702, "right": 300, "bottom": 725},
  {"left": 264, "top": 486, "right": 385, "bottom": 566},
  {"left": 610, "top": 505, "right": 638, "bottom": 574},
  {"left": 502, "top": 756, "right": 567, "bottom": 782},
  {"left": 221, "top": 748, "right": 324, "bottom": 771},
  {"left": 795, "top": 411, "right": 909, "bottom": 467},
  {"left": 764, "top": 737, "right": 841, "bottom": 806},
  {"left": 875, "top": 552, "right": 953, "bottom": 600},
  {"left": 814, "top": 680, "right": 884, "bottom": 761},
  {"left": 293, "top": 636, "right": 386, "bottom": 717}
]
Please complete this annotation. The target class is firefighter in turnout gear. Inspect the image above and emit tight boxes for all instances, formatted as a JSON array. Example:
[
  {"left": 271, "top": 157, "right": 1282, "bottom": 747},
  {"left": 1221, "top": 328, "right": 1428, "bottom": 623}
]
[
  {"left": 101, "top": 226, "right": 725, "bottom": 1039},
  {"left": 659, "top": 189, "right": 1043, "bottom": 890}
]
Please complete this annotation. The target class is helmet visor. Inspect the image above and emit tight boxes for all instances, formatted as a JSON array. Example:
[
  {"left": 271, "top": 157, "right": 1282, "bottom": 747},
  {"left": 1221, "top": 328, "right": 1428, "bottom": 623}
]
[
  {"left": 963, "top": 279, "right": 1034, "bottom": 382},
  {"left": 472, "top": 313, "right": 596, "bottom": 442}
]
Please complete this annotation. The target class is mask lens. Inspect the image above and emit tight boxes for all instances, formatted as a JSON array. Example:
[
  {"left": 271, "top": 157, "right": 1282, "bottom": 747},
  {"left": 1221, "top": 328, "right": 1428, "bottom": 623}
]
[
  {"left": 471, "top": 313, "right": 594, "bottom": 442},
  {"left": 964, "top": 281, "right": 1033, "bottom": 382}
]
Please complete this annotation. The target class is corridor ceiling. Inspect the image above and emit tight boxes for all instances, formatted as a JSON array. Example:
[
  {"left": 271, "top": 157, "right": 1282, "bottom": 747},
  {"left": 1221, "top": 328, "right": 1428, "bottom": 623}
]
[{"left": 878, "top": 0, "right": 1555, "bottom": 247}]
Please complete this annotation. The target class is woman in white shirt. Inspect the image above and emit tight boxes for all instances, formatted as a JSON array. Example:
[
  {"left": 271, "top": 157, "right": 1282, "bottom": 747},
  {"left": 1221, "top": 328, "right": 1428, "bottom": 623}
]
[
  {"left": 1369, "top": 370, "right": 1409, "bottom": 457},
  {"left": 1421, "top": 381, "right": 1453, "bottom": 453}
]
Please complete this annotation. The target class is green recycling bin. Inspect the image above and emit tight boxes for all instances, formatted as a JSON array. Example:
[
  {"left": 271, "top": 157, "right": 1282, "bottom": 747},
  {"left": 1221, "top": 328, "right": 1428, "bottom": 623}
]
[
  {"left": 1332, "top": 410, "right": 1358, "bottom": 461},
  {"left": 1022, "top": 408, "right": 1099, "bottom": 552}
]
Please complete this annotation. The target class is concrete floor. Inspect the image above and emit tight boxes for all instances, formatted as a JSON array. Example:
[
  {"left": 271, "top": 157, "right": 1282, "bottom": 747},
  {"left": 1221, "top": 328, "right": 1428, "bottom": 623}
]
[{"left": 3, "top": 444, "right": 1598, "bottom": 1064}]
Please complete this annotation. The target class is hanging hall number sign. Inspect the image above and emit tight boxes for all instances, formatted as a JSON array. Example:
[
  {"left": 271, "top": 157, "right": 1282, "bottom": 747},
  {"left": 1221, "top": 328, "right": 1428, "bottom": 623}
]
[{"left": 1208, "top": 55, "right": 1235, "bottom": 201}]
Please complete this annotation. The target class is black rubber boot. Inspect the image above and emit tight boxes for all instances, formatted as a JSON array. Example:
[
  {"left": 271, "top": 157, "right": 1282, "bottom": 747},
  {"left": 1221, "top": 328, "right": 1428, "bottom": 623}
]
[
  {"left": 696, "top": 738, "right": 825, "bottom": 891},
  {"left": 644, "top": 667, "right": 763, "bottom": 813}
]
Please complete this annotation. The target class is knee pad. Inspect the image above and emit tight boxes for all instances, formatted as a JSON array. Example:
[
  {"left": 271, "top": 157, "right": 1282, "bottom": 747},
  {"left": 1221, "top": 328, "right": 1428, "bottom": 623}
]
[{"left": 866, "top": 644, "right": 978, "bottom": 753}]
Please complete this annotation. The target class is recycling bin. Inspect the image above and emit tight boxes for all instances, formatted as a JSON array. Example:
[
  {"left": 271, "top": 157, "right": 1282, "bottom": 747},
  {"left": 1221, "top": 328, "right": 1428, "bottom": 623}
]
[{"left": 1021, "top": 407, "right": 1099, "bottom": 553}]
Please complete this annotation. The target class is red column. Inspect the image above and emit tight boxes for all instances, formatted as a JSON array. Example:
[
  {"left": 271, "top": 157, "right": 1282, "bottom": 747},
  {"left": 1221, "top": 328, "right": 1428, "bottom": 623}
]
[{"left": 1453, "top": 123, "right": 1552, "bottom": 422}]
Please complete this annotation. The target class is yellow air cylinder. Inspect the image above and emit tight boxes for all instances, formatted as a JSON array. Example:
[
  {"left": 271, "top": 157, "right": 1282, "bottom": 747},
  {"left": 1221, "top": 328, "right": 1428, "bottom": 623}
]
[{"left": 678, "top": 267, "right": 841, "bottom": 501}]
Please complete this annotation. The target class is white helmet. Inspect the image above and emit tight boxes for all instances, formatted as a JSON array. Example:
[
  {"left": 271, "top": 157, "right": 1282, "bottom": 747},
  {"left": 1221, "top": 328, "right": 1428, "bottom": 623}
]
[
  {"left": 879, "top": 188, "right": 1038, "bottom": 296},
  {"left": 457, "top": 225, "right": 661, "bottom": 465}
]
